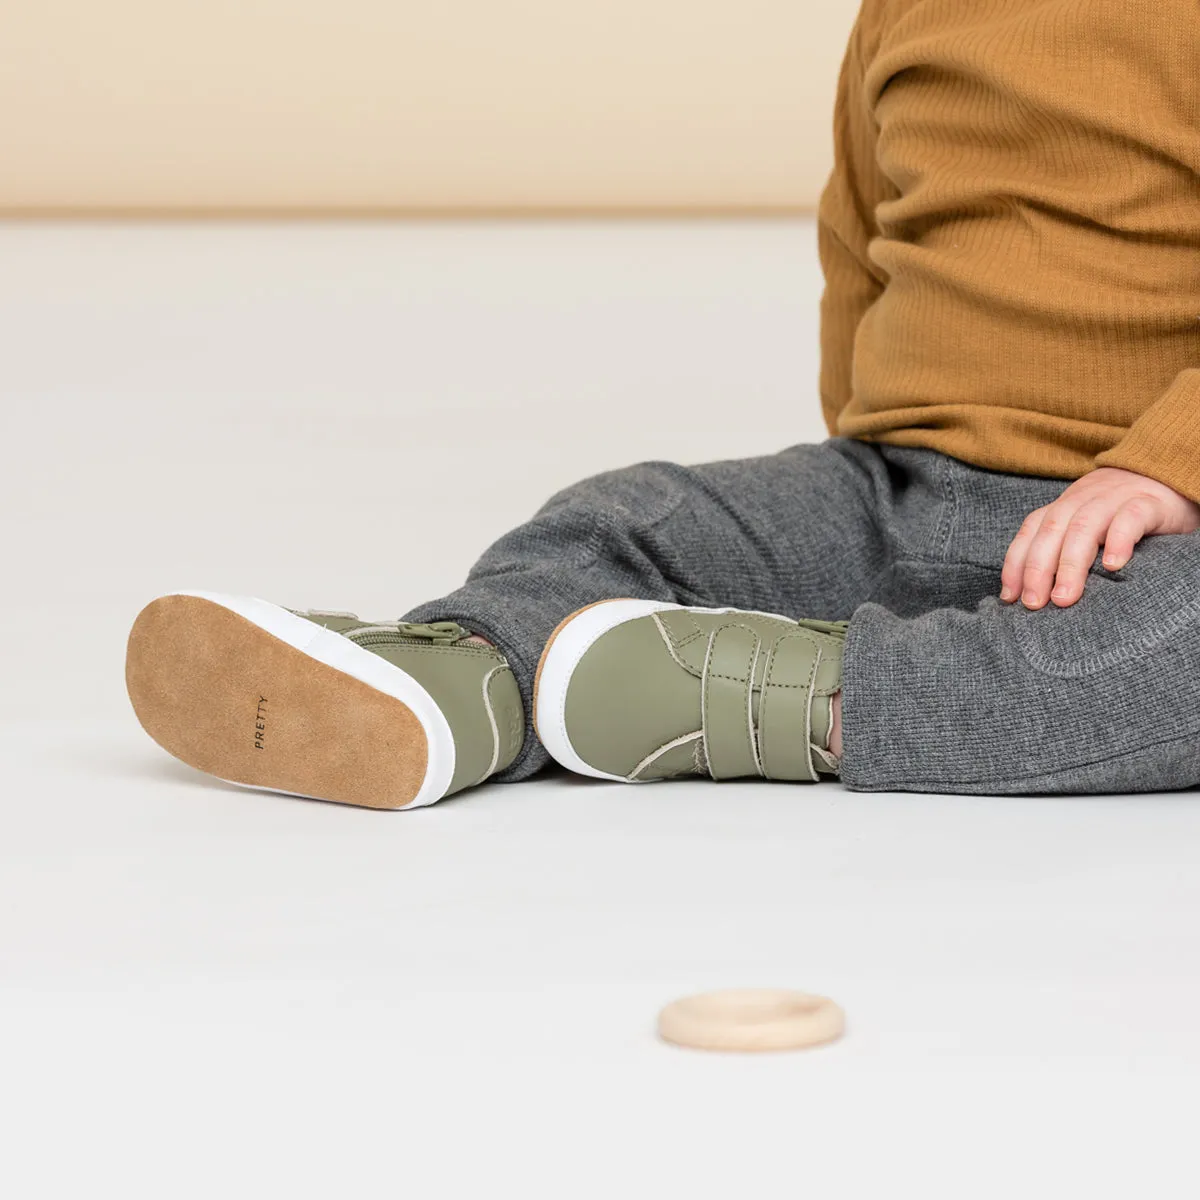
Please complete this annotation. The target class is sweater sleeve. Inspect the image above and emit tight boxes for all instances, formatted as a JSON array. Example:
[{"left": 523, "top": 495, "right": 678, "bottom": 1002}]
[
  {"left": 817, "top": 0, "right": 892, "bottom": 437},
  {"left": 1092, "top": 368, "right": 1200, "bottom": 505}
]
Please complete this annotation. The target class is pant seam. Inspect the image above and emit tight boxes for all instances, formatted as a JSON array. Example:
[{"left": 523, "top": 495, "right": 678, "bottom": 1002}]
[
  {"left": 936, "top": 452, "right": 960, "bottom": 562},
  {"left": 926, "top": 454, "right": 948, "bottom": 561},
  {"left": 1011, "top": 592, "right": 1200, "bottom": 678}
]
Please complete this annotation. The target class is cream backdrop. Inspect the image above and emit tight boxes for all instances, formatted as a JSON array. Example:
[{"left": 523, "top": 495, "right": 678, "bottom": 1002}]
[{"left": 1, "top": 0, "right": 860, "bottom": 213}]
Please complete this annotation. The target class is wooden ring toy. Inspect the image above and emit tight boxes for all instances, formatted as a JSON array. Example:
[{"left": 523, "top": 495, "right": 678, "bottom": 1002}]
[{"left": 658, "top": 989, "right": 844, "bottom": 1052}]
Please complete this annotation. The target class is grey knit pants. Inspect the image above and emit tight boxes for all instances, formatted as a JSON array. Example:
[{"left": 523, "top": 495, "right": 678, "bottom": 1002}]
[{"left": 403, "top": 436, "right": 1200, "bottom": 795}]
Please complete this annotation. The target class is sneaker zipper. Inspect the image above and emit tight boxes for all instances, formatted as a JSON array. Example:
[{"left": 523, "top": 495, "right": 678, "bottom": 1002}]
[{"left": 346, "top": 621, "right": 471, "bottom": 647}]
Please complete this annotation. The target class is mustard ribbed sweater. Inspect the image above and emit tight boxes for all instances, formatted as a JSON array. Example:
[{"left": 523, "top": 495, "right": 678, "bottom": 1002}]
[{"left": 818, "top": 0, "right": 1200, "bottom": 503}]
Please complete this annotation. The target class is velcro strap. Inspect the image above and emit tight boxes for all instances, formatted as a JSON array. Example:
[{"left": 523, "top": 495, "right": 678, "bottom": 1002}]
[
  {"left": 701, "top": 624, "right": 764, "bottom": 780},
  {"left": 756, "top": 632, "right": 822, "bottom": 782}
]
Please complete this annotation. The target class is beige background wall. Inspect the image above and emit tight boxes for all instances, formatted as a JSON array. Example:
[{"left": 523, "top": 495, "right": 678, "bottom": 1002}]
[{"left": 1, "top": 1, "right": 858, "bottom": 213}]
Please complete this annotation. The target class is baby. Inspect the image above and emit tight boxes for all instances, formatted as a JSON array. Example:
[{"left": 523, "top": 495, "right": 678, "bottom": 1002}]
[{"left": 126, "top": 0, "right": 1200, "bottom": 807}]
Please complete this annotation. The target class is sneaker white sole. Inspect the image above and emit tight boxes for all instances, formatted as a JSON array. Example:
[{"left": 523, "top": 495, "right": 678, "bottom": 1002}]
[
  {"left": 125, "top": 591, "right": 455, "bottom": 810},
  {"left": 534, "top": 597, "right": 795, "bottom": 782}
]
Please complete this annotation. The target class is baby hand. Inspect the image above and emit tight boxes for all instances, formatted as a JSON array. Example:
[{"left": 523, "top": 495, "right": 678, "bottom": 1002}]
[{"left": 1000, "top": 466, "right": 1200, "bottom": 609}]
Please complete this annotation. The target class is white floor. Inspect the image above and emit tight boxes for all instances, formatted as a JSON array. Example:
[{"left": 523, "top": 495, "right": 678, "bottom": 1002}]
[{"left": 2, "top": 220, "right": 1198, "bottom": 1199}]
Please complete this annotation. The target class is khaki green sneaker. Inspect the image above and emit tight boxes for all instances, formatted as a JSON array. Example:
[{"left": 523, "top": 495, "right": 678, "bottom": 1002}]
[
  {"left": 533, "top": 599, "right": 847, "bottom": 783},
  {"left": 126, "top": 591, "right": 523, "bottom": 809}
]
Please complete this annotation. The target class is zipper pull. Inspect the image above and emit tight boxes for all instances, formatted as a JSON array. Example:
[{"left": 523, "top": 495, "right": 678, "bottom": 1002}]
[
  {"left": 394, "top": 620, "right": 470, "bottom": 644},
  {"left": 793, "top": 617, "right": 850, "bottom": 639}
]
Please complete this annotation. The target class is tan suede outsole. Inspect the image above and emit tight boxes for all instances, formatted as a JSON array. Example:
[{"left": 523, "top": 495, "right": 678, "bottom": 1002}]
[
  {"left": 125, "top": 595, "right": 429, "bottom": 810},
  {"left": 531, "top": 597, "right": 634, "bottom": 742}
]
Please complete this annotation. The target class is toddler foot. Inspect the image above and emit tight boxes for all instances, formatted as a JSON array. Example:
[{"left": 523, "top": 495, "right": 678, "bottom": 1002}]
[
  {"left": 533, "top": 599, "right": 846, "bottom": 783},
  {"left": 126, "top": 593, "right": 523, "bottom": 809}
]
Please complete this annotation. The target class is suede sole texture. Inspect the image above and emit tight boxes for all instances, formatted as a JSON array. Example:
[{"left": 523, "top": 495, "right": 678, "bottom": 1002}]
[{"left": 126, "top": 594, "right": 432, "bottom": 810}]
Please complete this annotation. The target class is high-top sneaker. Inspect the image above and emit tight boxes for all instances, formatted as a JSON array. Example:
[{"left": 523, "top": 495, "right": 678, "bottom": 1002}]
[
  {"left": 534, "top": 599, "right": 846, "bottom": 784},
  {"left": 126, "top": 591, "right": 523, "bottom": 809}
]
